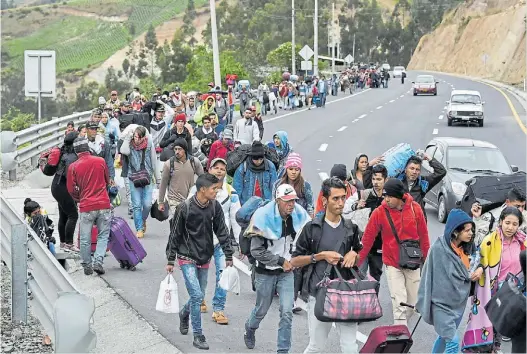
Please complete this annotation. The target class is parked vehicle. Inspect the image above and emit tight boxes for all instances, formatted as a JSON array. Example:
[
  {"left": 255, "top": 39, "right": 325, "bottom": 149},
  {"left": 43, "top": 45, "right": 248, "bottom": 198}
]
[
  {"left": 446, "top": 89, "right": 485, "bottom": 127},
  {"left": 412, "top": 75, "right": 438, "bottom": 96},
  {"left": 422, "top": 137, "right": 518, "bottom": 223},
  {"left": 392, "top": 66, "right": 406, "bottom": 78}
]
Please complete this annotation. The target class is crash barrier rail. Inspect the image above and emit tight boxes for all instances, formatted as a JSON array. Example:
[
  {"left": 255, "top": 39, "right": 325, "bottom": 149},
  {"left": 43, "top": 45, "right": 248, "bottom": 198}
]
[
  {"left": 1, "top": 111, "right": 92, "bottom": 181},
  {"left": 0, "top": 194, "right": 96, "bottom": 353}
]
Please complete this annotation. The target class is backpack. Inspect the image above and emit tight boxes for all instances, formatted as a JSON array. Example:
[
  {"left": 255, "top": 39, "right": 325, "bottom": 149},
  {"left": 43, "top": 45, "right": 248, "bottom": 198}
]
[
  {"left": 55, "top": 151, "right": 78, "bottom": 181},
  {"left": 226, "top": 144, "right": 280, "bottom": 177},
  {"left": 169, "top": 156, "right": 197, "bottom": 180},
  {"left": 39, "top": 147, "right": 61, "bottom": 176},
  {"left": 29, "top": 214, "right": 54, "bottom": 244},
  {"left": 235, "top": 196, "right": 271, "bottom": 257}
]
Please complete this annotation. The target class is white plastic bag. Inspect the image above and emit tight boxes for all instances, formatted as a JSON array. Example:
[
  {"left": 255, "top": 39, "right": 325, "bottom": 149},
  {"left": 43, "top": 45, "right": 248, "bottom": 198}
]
[
  {"left": 114, "top": 174, "right": 125, "bottom": 189},
  {"left": 151, "top": 188, "right": 159, "bottom": 205},
  {"left": 218, "top": 267, "right": 240, "bottom": 295},
  {"left": 155, "top": 274, "right": 179, "bottom": 314}
]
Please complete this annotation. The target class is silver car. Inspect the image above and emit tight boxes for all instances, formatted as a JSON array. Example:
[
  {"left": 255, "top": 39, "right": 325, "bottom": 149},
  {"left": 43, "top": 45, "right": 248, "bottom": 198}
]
[{"left": 446, "top": 90, "right": 485, "bottom": 127}]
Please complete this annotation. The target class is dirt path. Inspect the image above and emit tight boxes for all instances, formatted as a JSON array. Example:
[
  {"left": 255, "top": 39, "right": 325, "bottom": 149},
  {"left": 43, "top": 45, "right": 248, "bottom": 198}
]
[
  {"left": 86, "top": 7, "right": 210, "bottom": 83},
  {"left": 55, "top": 7, "right": 128, "bottom": 22}
]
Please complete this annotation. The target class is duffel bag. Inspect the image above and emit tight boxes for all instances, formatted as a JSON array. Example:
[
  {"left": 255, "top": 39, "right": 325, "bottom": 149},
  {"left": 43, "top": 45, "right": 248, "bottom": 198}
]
[
  {"left": 382, "top": 143, "right": 415, "bottom": 178},
  {"left": 484, "top": 278, "right": 526, "bottom": 338}
]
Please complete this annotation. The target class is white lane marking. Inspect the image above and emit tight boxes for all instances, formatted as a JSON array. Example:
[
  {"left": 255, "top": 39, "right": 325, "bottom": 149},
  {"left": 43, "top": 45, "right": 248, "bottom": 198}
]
[
  {"left": 358, "top": 114, "right": 367, "bottom": 119},
  {"left": 318, "top": 143, "right": 328, "bottom": 152},
  {"left": 389, "top": 99, "right": 395, "bottom": 103},
  {"left": 337, "top": 126, "right": 347, "bottom": 132},
  {"left": 352, "top": 119, "right": 359, "bottom": 123},
  {"left": 233, "top": 258, "right": 251, "bottom": 276},
  {"left": 433, "top": 128, "right": 439, "bottom": 135},
  {"left": 376, "top": 106, "right": 383, "bottom": 110},
  {"left": 443, "top": 106, "right": 447, "bottom": 110},
  {"left": 439, "top": 115, "right": 444, "bottom": 120},
  {"left": 329, "top": 135, "right": 333, "bottom": 138},
  {"left": 319, "top": 172, "right": 329, "bottom": 181},
  {"left": 316, "top": 159, "right": 322, "bottom": 162},
  {"left": 264, "top": 89, "right": 372, "bottom": 123},
  {"left": 370, "top": 110, "right": 374, "bottom": 113},
  {"left": 400, "top": 95, "right": 405, "bottom": 98}
]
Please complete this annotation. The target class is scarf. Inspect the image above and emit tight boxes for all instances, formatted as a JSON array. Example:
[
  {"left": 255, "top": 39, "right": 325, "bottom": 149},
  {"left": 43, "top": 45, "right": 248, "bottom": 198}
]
[
  {"left": 462, "top": 228, "right": 527, "bottom": 351},
  {"left": 247, "top": 158, "right": 266, "bottom": 172},
  {"left": 131, "top": 136, "right": 148, "bottom": 150}
]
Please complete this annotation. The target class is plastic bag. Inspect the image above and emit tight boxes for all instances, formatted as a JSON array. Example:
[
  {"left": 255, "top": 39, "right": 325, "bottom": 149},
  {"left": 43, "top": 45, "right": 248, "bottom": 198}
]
[
  {"left": 155, "top": 274, "right": 179, "bottom": 314},
  {"left": 114, "top": 174, "right": 125, "bottom": 189},
  {"left": 151, "top": 188, "right": 159, "bottom": 205},
  {"left": 219, "top": 267, "right": 240, "bottom": 295}
]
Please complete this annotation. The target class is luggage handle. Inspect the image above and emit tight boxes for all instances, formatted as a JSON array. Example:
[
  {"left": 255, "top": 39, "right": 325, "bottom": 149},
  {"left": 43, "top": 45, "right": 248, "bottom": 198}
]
[{"left": 399, "top": 302, "right": 422, "bottom": 338}]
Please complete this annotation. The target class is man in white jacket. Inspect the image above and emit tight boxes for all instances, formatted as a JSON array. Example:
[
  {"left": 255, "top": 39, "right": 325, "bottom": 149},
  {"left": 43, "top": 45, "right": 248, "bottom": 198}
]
[
  {"left": 188, "top": 158, "right": 241, "bottom": 325},
  {"left": 234, "top": 109, "right": 260, "bottom": 144}
]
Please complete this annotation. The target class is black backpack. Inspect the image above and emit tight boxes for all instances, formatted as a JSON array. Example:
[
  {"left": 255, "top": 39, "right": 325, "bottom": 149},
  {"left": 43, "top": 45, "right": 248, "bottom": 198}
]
[{"left": 55, "top": 151, "right": 78, "bottom": 182}]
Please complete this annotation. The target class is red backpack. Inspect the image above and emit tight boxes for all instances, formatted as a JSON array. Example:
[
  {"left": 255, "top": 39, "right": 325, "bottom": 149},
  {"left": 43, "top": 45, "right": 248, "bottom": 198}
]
[{"left": 38, "top": 147, "right": 61, "bottom": 176}]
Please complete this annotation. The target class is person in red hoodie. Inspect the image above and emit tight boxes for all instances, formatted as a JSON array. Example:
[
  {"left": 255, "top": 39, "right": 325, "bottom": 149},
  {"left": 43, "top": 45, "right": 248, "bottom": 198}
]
[
  {"left": 207, "top": 128, "right": 234, "bottom": 170},
  {"left": 67, "top": 137, "right": 112, "bottom": 276},
  {"left": 359, "top": 178, "right": 430, "bottom": 327}
]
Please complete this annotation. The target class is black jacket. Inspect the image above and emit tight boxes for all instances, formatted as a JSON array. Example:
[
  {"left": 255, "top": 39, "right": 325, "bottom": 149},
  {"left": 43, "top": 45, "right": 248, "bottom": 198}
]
[
  {"left": 166, "top": 196, "right": 233, "bottom": 266},
  {"left": 159, "top": 127, "right": 193, "bottom": 153},
  {"left": 292, "top": 214, "right": 363, "bottom": 302},
  {"left": 400, "top": 158, "right": 446, "bottom": 215}
]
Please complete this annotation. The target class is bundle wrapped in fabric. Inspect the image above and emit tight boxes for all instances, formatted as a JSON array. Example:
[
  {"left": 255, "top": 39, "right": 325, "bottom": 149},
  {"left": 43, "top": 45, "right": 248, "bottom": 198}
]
[{"left": 381, "top": 143, "right": 415, "bottom": 177}]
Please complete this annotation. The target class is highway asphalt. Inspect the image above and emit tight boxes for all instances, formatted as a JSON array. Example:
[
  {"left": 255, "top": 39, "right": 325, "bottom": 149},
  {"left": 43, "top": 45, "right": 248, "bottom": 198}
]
[{"left": 101, "top": 72, "right": 525, "bottom": 353}]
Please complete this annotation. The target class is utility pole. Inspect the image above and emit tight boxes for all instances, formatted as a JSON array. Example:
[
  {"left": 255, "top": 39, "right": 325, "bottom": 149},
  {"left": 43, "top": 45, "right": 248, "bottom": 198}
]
[
  {"left": 314, "top": 0, "right": 319, "bottom": 76},
  {"left": 352, "top": 33, "right": 356, "bottom": 63},
  {"left": 331, "top": 2, "right": 335, "bottom": 73},
  {"left": 209, "top": 0, "right": 221, "bottom": 89},
  {"left": 525, "top": 8, "right": 527, "bottom": 91},
  {"left": 292, "top": 0, "right": 296, "bottom": 74}
]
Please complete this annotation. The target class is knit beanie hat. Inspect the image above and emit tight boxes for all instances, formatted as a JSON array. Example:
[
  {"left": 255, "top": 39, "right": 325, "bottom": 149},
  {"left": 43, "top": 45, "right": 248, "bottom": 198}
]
[
  {"left": 172, "top": 138, "right": 188, "bottom": 154},
  {"left": 330, "top": 164, "right": 347, "bottom": 181},
  {"left": 174, "top": 113, "right": 187, "bottom": 123},
  {"left": 285, "top": 153, "right": 302, "bottom": 170},
  {"left": 383, "top": 179, "right": 406, "bottom": 200},
  {"left": 73, "top": 137, "right": 90, "bottom": 154},
  {"left": 249, "top": 141, "right": 265, "bottom": 157}
]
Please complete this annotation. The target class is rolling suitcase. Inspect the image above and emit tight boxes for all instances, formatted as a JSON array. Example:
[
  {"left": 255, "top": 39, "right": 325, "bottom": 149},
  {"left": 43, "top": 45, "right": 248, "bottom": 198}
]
[
  {"left": 459, "top": 171, "right": 526, "bottom": 215},
  {"left": 382, "top": 143, "right": 415, "bottom": 178},
  {"left": 108, "top": 216, "right": 147, "bottom": 271}
]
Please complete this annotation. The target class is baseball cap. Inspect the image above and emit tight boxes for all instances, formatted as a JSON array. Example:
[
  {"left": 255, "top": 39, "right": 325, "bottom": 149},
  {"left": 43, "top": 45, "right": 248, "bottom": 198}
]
[
  {"left": 209, "top": 158, "right": 227, "bottom": 168},
  {"left": 276, "top": 184, "right": 298, "bottom": 201},
  {"left": 86, "top": 121, "right": 99, "bottom": 130}
]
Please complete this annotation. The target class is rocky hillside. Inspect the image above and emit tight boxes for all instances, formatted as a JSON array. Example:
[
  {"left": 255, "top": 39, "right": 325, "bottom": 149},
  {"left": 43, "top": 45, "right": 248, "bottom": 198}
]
[{"left": 408, "top": 0, "right": 525, "bottom": 85}]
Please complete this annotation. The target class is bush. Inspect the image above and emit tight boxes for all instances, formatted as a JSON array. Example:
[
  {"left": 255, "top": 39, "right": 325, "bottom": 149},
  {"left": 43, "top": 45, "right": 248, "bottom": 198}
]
[{"left": 1, "top": 107, "right": 35, "bottom": 132}]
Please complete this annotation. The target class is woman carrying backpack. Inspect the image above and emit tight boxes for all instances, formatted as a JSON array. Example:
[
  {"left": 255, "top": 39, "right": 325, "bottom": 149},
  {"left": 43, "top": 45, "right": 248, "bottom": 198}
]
[{"left": 49, "top": 132, "right": 79, "bottom": 251}]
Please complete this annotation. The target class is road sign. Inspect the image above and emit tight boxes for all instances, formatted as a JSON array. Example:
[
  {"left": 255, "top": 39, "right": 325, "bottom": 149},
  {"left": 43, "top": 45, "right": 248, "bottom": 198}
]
[
  {"left": 24, "top": 50, "right": 56, "bottom": 124},
  {"left": 344, "top": 54, "right": 354, "bottom": 64},
  {"left": 299, "top": 45, "right": 314, "bottom": 61},
  {"left": 301, "top": 60, "right": 313, "bottom": 71}
]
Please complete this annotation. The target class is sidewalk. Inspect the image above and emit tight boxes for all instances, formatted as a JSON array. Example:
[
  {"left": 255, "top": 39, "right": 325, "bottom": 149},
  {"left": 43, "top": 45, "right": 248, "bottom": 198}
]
[{"left": 68, "top": 265, "right": 182, "bottom": 354}]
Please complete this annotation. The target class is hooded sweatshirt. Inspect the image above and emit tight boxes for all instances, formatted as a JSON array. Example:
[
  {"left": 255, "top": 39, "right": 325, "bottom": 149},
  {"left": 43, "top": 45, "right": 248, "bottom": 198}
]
[
  {"left": 416, "top": 209, "right": 475, "bottom": 341},
  {"left": 195, "top": 97, "right": 216, "bottom": 126},
  {"left": 349, "top": 153, "right": 373, "bottom": 191},
  {"left": 358, "top": 193, "right": 430, "bottom": 268},
  {"left": 267, "top": 131, "right": 292, "bottom": 171}
]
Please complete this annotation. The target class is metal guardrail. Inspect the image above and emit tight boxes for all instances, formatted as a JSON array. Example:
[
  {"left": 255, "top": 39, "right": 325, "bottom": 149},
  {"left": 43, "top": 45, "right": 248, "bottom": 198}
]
[
  {"left": 1, "top": 111, "right": 91, "bottom": 181},
  {"left": 0, "top": 194, "right": 96, "bottom": 353}
]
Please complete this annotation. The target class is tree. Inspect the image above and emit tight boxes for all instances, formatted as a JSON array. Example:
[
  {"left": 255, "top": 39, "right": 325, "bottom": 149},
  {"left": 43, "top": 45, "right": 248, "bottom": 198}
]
[
  {"left": 75, "top": 81, "right": 101, "bottom": 112},
  {"left": 144, "top": 24, "right": 158, "bottom": 51},
  {"left": 122, "top": 58, "right": 130, "bottom": 75},
  {"left": 143, "top": 24, "right": 158, "bottom": 77},
  {"left": 182, "top": 0, "right": 197, "bottom": 45},
  {"left": 266, "top": 42, "right": 301, "bottom": 71},
  {"left": 135, "top": 59, "right": 149, "bottom": 79},
  {"left": 129, "top": 23, "right": 136, "bottom": 37},
  {"left": 104, "top": 67, "right": 131, "bottom": 93},
  {"left": 1, "top": 107, "right": 34, "bottom": 132}
]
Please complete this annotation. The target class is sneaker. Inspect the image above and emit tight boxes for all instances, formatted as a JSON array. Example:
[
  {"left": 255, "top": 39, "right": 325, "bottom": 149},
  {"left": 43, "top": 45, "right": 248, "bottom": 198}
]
[
  {"left": 93, "top": 263, "right": 105, "bottom": 275},
  {"left": 244, "top": 322, "right": 256, "bottom": 349},
  {"left": 502, "top": 336, "right": 511, "bottom": 342},
  {"left": 136, "top": 230, "right": 144, "bottom": 239},
  {"left": 212, "top": 311, "right": 229, "bottom": 325},
  {"left": 292, "top": 301, "right": 302, "bottom": 314},
  {"left": 60, "top": 242, "right": 66, "bottom": 249},
  {"left": 83, "top": 266, "right": 93, "bottom": 276},
  {"left": 193, "top": 334, "right": 209, "bottom": 350},
  {"left": 200, "top": 300, "right": 207, "bottom": 313},
  {"left": 179, "top": 311, "right": 190, "bottom": 335}
]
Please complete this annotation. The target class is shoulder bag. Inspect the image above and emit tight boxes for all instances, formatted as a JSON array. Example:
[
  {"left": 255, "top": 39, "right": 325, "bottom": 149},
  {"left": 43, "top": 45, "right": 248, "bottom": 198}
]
[
  {"left": 384, "top": 207, "right": 423, "bottom": 270},
  {"left": 129, "top": 149, "right": 150, "bottom": 188}
]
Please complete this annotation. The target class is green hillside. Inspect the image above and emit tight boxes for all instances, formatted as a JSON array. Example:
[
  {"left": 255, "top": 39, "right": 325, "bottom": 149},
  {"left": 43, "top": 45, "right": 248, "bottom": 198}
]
[{"left": 1, "top": 0, "right": 207, "bottom": 75}]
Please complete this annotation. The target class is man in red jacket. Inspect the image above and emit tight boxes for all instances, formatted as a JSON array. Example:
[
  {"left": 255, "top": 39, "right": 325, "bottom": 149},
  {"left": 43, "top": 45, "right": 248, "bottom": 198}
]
[
  {"left": 67, "top": 137, "right": 112, "bottom": 276},
  {"left": 359, "top": 178, "right": 430, "bottom": 327},
  {"left": 207, "top": 128, "right": 234, "bottom": 170}
]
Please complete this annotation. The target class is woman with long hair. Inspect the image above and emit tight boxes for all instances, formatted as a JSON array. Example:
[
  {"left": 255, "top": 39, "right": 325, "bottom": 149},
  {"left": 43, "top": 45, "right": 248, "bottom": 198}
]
[
  {"left": 462, "top": 206, "right": 527, "bottom": 353},
  {"left": 120, "top": 126, "right": 160, "bottom": 238}
]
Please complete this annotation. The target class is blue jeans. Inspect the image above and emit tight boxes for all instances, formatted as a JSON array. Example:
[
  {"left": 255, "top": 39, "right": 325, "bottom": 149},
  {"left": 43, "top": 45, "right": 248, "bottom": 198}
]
[
  {"left": 212, "top": 244, "right": 227, "bottom": 312},
  {"left": 319, "top": 92, "right": 327, "bottom": 106},
  {"left": 129, "top": 182, "right": 153, "bottom": 231},
  {"left": 180, "top": 263, "right": 209, "bottom": 335},
  {"left": 247, "top": 271, "right": 294, "bottom": 353},
  {"left": 78, "top": 209, "right": 111, "bottom": 266},
  {"left": 431, "top": 311, "right": 464, "bottom": 353},
  {"left": 228, "top": 104, "right": 235, "bottom": 124}
]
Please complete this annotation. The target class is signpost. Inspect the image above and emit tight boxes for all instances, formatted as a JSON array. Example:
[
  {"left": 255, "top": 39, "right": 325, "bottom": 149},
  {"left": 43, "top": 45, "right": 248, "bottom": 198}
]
[
  {"left": 299, "top": 45, "right": 314, "bottom": 61},
  {"left": 24, "top": 50, "right": 56, "bottom": 124},
  {"left": 344, "top": 54, "right": 354, "bottom": 65}
]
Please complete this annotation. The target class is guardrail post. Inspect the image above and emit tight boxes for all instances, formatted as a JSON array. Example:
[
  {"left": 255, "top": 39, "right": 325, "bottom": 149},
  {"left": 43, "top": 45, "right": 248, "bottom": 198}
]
[
  {"left": 8, "top": 169, "right": 17, "bottom": 181},
  {"left": 11, "top": 224, "right": 28, "bottom": 324},
  {"left": 30, "top": 155, "right": 39, "bottom": 169}
]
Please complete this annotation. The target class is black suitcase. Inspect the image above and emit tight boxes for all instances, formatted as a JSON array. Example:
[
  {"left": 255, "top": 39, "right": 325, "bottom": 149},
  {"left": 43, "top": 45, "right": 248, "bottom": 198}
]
[{"left": 459, "top": 172, "right": 526, "bottom": 215}]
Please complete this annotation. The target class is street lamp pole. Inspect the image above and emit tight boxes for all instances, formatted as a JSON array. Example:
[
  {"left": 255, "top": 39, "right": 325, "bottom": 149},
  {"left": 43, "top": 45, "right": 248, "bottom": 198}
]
[{"left": 210, "top": 0, "right": 221, "bottom": 89}]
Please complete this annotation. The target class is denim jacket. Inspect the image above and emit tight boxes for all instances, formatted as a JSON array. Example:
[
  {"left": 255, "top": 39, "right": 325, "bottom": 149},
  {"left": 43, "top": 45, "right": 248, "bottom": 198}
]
[{"left": 233, "top": 160, "right": 277, "bottom": 205}]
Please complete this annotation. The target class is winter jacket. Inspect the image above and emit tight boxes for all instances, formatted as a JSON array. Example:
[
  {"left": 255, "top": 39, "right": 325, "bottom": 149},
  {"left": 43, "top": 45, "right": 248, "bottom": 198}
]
[
  {"left": 358, "top": 193, "right": 430, "bottom": 269},
  {"left": 188, "top": 180, "right": 242, "bottom": 245},
  {"left": 166, "top": 196, "right": 233, "bottom": 266},
  {"left": 233, "top": 159, "right": 277, "bottom": 205},
  {"left": 234, "top": 117, "right": 260, "bottom": 145},
  {"left": 150, "top": 113, "right": 172, "bottom": 149},
  {"left": 67, "top": 152, "right": 111, "bottom": 213},
  {"left": 207, "top": 140, "right": 234, "bottom": 170},
  {"left": 195, "top": 97, "right": 216, "bottom": 126},
  {"left": 195, "top": 127, "right": 218, "bottom": 142},
  {"left": 397, "top": 158, "right": 446, "bottom": 215},
  {"left": 348, "top": 153, "right": 373, "bottom": 191},
  {"left": 215, "top": 97, "right": 229, "bottom": 120},
  {"left": 267, "top": 131, "right": 292, "bottom": 172},
  {"left": 292, "top": 214, "right": 363, "bottom": 302},
  {"left": 159, "top": 126, "right": 193, "bottom": 155},
  {"left": 87, "top": 134, "right": 115, "bottom": 179}
]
